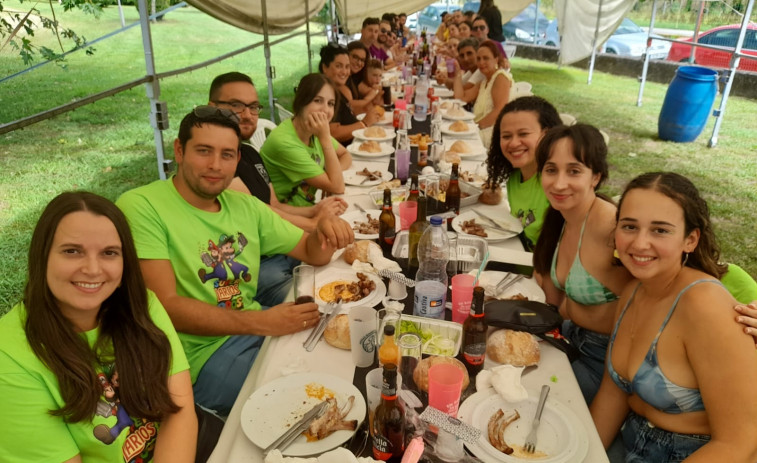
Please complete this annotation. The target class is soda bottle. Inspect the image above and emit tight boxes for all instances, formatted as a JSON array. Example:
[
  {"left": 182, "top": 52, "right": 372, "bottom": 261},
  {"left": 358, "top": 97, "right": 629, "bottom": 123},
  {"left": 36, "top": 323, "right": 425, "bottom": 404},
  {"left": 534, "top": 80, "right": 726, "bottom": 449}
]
[
  {"left": 413, "top": 216, "right": 449, "bottom": 319},
  {"left": 371, "top": 364, "right": 405, "bottom": 461},
  {"left": 378, "top": 189, "right": 396, "bottom": 254},
  {"left": 378, "top": 325, "right": 400, "bottom": 368},
  {"left": 407, "top": 196, "right": 428, "bottom": 274},
  {"left": 462, "top": 286, "right": 487, "bottom": 379}
]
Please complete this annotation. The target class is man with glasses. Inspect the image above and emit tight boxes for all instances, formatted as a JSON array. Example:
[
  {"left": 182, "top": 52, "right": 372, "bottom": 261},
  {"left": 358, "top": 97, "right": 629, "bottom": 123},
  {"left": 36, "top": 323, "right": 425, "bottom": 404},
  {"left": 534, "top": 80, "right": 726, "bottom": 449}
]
[
  {"left": 117, "top": 107, "right": 354, "bottom": 417},
  {"left": 376, "top": 19, "right": 397, "bottom": 67},
  {"left": 207, "top": 72, "right": 347, "bottom": 309},
  {"left": 361, "top": 17, "right": 392, "bottom": 67},
  {"left": 472, "top": 17, "right": 508, "bottom": 59}
]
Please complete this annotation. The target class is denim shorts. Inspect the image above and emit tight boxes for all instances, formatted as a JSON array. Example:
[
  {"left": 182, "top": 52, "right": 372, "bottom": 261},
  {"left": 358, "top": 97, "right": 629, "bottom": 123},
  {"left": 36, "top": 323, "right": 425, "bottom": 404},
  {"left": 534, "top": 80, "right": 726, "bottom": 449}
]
[
  {"left": 563, "top": 320, "right": 609, "bottom": 405},
  {"left": 621, "top": 412, "right": 710, "bottom": 462}
]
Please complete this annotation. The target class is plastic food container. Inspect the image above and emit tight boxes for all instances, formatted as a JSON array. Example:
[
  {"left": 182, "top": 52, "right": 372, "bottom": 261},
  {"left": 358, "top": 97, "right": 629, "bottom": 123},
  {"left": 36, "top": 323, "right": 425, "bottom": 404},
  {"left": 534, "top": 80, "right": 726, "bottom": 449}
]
[
  {"left": 418, "top": 173, "right": 482, "bottom": 208},
  {"left": 399, "top": 314, "right": 463, "bottom": 357},
  {"left": 368, "top": 187, "right": 408, "bottom": 209},
  {"left": 391, "top": 231, "right": 488, "bottom": 274}
]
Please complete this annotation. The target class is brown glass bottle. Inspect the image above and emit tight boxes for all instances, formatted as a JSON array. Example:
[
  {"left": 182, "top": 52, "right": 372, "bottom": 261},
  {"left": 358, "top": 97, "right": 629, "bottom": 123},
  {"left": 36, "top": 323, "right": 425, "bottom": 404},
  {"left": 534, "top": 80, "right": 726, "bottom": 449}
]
[
  {"left": 462, "top": 286, "right": 487, "bottom": 379},
  {"left": 379, "top": 188, "right": 396, "bottom": 254},
  {"left": 445, "top": 162, "right": 461, "bottom": 215},
  {"left": 371, "top": 364, "right": 405, "bottom": 461},
  {"left": 407, "top": 196, "right": 428, "bottom": 274},
  {"left": 407, "top": 174, "right": 420, "bottom": 203}
]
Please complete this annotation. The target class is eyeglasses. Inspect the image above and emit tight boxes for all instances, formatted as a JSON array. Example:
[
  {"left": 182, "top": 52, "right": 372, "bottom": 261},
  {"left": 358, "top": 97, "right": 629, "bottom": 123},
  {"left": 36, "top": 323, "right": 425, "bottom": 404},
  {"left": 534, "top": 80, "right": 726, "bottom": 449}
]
[
  {"left": 212, "top": 100, "right": 263, "bottom": 115},
  {"left": 193, "top": 105, "right": 240, "bottom": 123},
  {"left": 472, "top": 25, "right": 487, "bottom": 31},
  {"left": 380, "top": 28, "right": 391, "bottom": 34},
  {"left": 349, "top": 54, "right": 366, "bottom": 63}
]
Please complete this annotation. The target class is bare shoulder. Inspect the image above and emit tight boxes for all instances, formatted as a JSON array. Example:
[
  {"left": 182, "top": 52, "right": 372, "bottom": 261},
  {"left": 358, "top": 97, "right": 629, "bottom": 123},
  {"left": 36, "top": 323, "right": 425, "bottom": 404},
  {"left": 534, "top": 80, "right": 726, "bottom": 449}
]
[{"left": 677, "top": 273, "right": 737, "bottom": 325}]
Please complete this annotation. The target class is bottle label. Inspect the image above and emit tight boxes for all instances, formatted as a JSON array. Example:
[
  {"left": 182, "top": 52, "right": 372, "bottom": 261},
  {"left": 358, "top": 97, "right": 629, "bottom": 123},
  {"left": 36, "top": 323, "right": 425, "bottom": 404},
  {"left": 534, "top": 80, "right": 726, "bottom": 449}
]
[
  {"left": 463, "top": 343, "right": 486, "bottom": 365},
  {"left": 413, "top": 280, "right": 446, "bottom": 318},
  {"left": 372, "top": 434, "right": 393, "bottom": 460}
]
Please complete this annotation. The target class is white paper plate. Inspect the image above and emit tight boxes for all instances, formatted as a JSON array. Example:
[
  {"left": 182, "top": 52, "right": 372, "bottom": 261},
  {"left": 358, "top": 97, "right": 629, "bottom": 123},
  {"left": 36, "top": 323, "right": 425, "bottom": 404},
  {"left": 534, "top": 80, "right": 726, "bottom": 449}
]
[
  {"left": 438, "top": 99, "right": 467, "bottom": 110},
  {"left": 357, "top": 111, "right": 393, "bottom": 125},
  {"left": 443, "top": 138, "right": 487, "bottom": 158},
  {"left": 343, "top": 169, "right": 393, "bottom": 187},
  {"left": 458, "top": 388, "right": 588, "bottom": 463},
  {"left": 315, "top": 268, "right": 386, "bottom": 309},
  {"left": 441, "top": 108, "right": 475, "bottom": 121},
  {"left": 346, "top": 142, "right": 395, "bottom": 158},
  {"left": 241, "top": 373, "right": 366, "bottom": 457},
  {"left": 441, "top": 120, "right": 479, "bottom": 137},
  {"left": 351, "top": 127, "right": 395, "bottom": 142},
  {"left": 467, "top": 270, "right": 546, "bottom": 302},
  {"left": 340, "top": 210, "right": 400, "bottom": 240},
  {"left": 432, "top": 87, "right": 454, "bottom": 98},
  {"left": 452, "top": 210, "right": 522, "bottom": 242}
]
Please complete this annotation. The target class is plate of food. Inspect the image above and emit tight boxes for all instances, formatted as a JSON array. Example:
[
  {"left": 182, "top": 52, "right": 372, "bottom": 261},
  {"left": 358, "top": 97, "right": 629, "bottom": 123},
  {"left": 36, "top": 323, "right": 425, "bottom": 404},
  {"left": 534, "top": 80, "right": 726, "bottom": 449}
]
[
  {"left": 357, "top": 107, "right": 393, "bottom": 125},
  {"left": 343, "top": 168, "right": 393, "bottom": 187},
  {"left": 408, "top": 132, "right": 432, "bottom": 147},
  {"left": 241, "top": 373, "right": 366, "bottom": 457},
  {"left": 315, "top": 269, "right": 386, "bottom": 309},
  {"left": 441, "top": 106, "right": 475, "bottom": 121},
  {"left": 457, "top": 388, "right": 588, "bottom": 463},
  {"left": 441, "top": 120, "right": 479, "bottom": 137},
  {"left": 340, "top": 210, "right": 400, "bottom": 240},
  {"left": 352, "top": 126, "right": 395, "bottom": 142},
  {"left": 438, "top": 99, "right": 467, "bottom": 110},
  {"left": 442, "top": 138, "right": 487, "bottom": 159},
  {"left": 346, "top": 140, "right": 395, "bottom": 158},
  {"left": 452, "top": 210, "right": 522, "bottom": 242},
  {"left": 467, "top": 270, "right": 546, "bottom": 302}
]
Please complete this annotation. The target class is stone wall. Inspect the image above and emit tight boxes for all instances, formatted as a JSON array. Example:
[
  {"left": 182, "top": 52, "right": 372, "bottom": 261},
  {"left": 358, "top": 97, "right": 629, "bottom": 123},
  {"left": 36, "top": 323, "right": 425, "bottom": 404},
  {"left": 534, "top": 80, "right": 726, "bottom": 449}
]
[{"left": 514, "top": 44, "right": 757, "bottom": 100}]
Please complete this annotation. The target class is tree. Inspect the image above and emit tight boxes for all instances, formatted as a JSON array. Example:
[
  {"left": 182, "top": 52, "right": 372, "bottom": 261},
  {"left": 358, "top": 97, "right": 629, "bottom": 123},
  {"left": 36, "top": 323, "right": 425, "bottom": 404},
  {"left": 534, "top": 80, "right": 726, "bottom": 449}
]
[{"left": 0, "top": 0, "right": 102, "bottom": 66}]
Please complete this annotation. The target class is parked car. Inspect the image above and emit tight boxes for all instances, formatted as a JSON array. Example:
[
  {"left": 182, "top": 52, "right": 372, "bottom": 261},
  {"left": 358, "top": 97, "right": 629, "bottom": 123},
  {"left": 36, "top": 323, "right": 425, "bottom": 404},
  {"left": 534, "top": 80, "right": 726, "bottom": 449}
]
[
  {"left": 666, "top": 24, "right": 757, "bottom": 72},
  {"left": 544, "top": 17, "right": 671, "bottom": 59},
  {"left": 417, "top": 3, "right": 459, "bottom": 34},
  {"left": 463, "top": 1, "right": 549, "bottom": 44}
]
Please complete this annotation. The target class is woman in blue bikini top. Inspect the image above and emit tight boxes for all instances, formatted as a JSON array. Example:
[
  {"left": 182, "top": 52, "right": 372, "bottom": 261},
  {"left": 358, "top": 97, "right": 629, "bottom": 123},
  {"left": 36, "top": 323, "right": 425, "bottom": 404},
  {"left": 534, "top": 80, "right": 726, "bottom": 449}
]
[{"left": 590, "top": 172, "right": 757, "bottom": 462}]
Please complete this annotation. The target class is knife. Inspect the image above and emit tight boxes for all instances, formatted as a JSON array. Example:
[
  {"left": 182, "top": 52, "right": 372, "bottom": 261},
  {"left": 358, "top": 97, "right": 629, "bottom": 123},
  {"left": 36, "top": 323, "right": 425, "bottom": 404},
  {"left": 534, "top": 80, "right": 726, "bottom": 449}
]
[
  {"left": 262, "top": 401, "right": 328, "bottom": 456},
  {"left": 497, "top": 274, "right": 525, "bottom": 295},
  {"left": 472, "top": 210, "right": 515, "bottom": 234},
  {"left": 305, "top": 302, "right": 342, "bottom": 352}
]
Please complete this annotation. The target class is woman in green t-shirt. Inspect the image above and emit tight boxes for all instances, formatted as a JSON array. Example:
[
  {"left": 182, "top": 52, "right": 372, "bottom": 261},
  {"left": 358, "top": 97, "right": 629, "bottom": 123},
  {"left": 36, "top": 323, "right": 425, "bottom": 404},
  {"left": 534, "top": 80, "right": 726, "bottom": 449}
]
[
  {"left": 0, "top": 192, "right": 196, "bottom": 463},
  {"left": 485, "top": 96, "right": 563, "bottom": 250}
]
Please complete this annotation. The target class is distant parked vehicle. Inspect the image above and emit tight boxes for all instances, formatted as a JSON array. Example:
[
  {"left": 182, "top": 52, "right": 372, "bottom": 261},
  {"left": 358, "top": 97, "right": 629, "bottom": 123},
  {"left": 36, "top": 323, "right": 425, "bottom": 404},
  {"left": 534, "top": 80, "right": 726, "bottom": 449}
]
[
  {"left": 463, "top": 1, "right": 549, "bottom": 44},
  {"left": 545, "top": 17, "right": 671, "bottom": 59},
  {"left": 666, "top": 24, "right": 757, "bottom": 72},
  {"left": 417, "top": 3, "right": 459, "bottom": 34}
]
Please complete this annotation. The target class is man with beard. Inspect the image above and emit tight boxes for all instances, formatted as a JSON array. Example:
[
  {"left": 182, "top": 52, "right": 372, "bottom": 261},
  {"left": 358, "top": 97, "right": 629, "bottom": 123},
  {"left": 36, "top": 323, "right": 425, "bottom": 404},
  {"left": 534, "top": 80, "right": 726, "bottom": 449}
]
[
  {"left": 361, "top": 17, "right": 393, "bottom": 67},
  {"left": 377, "top": 19, "right": 398, "bottom": 67},
  {"left": 435, "top": 38, "right": 484, "bottom": 90},
  {"left": 117, "top": 108, "right": 354, "bottom": 416},
  {"left": 206, "top": 72, "right": 347, "bottom": 308}
]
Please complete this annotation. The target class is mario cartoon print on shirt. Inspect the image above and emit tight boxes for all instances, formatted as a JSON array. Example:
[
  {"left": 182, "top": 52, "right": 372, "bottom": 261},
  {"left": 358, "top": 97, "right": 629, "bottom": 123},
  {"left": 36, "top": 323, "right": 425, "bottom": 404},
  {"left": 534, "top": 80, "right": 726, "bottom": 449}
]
[
  {"left": 198, "top": 232, "right": 251, "bottom": 309},
  {"left": 93, "top": 368, "right": 158, "bottom": 463}
]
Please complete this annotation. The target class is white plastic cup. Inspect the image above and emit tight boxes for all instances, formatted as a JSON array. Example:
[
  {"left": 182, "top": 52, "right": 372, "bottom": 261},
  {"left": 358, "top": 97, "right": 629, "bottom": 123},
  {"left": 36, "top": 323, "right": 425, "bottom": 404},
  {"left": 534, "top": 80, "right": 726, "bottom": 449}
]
[{"left": 349, "top": 306, "right": 377, "bottom": 367}]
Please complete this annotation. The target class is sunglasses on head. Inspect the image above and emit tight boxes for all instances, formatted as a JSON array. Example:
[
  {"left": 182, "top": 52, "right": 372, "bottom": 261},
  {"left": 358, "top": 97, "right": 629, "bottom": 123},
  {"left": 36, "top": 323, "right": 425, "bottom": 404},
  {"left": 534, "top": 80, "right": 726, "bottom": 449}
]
[{"left": 193, "top": 105, "right": 240, "bottom": 123}]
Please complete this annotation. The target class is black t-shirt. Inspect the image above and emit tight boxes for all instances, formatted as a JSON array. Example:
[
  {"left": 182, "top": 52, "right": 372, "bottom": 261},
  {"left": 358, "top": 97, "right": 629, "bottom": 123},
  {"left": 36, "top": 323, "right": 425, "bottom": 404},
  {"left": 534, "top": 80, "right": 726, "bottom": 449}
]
[
  {"left": 235, "top": 143, "right": 271, "bottom": 204},
  {"left": 481, "top": 7, "right": 505, "bottom": 42},
  {"left": 334, "top": 96, "right": 358, "bottom": 144}
]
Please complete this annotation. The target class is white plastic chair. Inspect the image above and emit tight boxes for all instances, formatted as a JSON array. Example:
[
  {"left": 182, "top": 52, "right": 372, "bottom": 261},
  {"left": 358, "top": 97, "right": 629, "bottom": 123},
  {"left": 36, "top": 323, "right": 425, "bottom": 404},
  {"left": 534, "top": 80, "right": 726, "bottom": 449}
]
[
  {"left": 250, "top": 119, "right": 277, "bottom": 152},
  {"left": 559, "top": 113, "right": 577, "bottom": 126},
  {"left": 274, "top": 103, "right": 293, "bottom": 124},
  {"left": 509, "top": 81, "right": 534, "bottom": 101}
]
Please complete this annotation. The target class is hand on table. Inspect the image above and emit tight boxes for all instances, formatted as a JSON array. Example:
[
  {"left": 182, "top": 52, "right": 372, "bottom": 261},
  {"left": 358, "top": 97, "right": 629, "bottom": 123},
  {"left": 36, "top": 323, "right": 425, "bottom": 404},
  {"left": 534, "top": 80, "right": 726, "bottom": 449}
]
[
  {"left": 363, "top": 108, "right": 380, "bottom": 127},
  {"left": 266, "top": 301, "right": 322, "bottom": 335},
  {"left": 316, "top": 214, "right": 354, "bottom": 250},
  {"left": 735, "top": 301, "right": 757, "bottom": 344},
  {"left": 314, "top": 196, "right": 348, "bottom": 217}
]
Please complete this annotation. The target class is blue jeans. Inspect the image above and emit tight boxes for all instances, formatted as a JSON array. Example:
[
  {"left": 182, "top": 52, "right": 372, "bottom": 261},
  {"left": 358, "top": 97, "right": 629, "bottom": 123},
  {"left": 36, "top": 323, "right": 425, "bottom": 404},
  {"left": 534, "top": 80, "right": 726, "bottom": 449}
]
[
  {"left": 622, "top": 412, "right": 710, "bottom": 462},
  {"left": 192, "top": 334, "right": 265, "bottom": 417},
  {"left": 255, "top": 254, "right": 299, "bottom": 307},
  {"left": 563, "top": 320, "right": 609, "bottom": 405}
]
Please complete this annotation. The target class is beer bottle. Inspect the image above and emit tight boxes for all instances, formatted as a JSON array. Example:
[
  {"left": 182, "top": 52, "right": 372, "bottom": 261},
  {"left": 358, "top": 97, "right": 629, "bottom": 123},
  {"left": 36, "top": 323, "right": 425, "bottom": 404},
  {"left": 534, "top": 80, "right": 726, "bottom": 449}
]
[
  {"left": 462, "top": 286, "right": 487, "bottom": 379},
  {"left": 371, "top": 364, "right": 405, "bottom": 461},
  {"left": 407, "top": 174, "right": 420, "bottom": 203},
  {"left": 379, "top": 188, "right": 396, "bottom": 255},
  {"left": 445, "top": 162, "right": 461, "bottom": 215},
  {"left": 407, "top": 196, "right": 428, "bottom": 274}
]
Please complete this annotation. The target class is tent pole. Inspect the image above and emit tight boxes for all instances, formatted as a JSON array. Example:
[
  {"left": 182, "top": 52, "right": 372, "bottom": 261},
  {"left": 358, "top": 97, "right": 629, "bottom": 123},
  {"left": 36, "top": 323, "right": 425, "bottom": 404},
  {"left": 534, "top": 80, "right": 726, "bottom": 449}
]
[
  {"left": 689, "top": 1, "right": 706, "bottom": 64},
  {"left": 709, "top": 0, "right": 754, "bottom": 147},
  {"left": 637, "top": 0, "right": 659, "bottom": 107},
  {"left": 305, "top": 0, "right": 312, "bottom": 72},
  {"left": 262, "top": 0, "right": 276, "bottom": 118},
  {"left": 137, "top": 0, "right": 168, "bottom": 180},
  {"left": 587, "top": 0, "right": 604, "bottom": 84},
  {"left": 534, "top": 0, "right": 541, "bottom": 44}
]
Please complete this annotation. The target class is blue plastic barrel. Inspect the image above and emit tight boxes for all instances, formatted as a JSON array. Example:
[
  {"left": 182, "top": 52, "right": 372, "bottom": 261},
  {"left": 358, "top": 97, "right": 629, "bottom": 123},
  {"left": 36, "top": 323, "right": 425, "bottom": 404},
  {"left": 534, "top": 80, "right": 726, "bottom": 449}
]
[{"left": 658, "top": 66, "right": 718, "bottom": 142}]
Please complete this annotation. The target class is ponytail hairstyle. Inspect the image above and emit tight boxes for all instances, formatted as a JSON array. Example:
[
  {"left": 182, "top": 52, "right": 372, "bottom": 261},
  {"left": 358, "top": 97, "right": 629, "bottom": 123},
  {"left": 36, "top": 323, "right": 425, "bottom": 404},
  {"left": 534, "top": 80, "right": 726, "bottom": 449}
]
[
  {"left": 24, "top": 191, "right": 178, "bottom": 423},
  {"left": 533, "top": 124, "right": 610, "bottom": 275}
]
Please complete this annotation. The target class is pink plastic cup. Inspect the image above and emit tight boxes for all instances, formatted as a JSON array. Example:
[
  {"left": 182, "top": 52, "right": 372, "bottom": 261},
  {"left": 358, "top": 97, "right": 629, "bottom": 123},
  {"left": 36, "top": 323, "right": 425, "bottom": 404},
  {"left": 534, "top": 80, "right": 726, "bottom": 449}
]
[
  {"left": 398, "top": 201, "right": 418, "bottom": 230},
  {"left": 428, "top": 363, "right": 465, "bottom": 417},
  {"left": 404, "top": 84, "right": 414, "bottom": 101},
  {"left": 451, "top": 274, "right": 475, "bottom": 324}
]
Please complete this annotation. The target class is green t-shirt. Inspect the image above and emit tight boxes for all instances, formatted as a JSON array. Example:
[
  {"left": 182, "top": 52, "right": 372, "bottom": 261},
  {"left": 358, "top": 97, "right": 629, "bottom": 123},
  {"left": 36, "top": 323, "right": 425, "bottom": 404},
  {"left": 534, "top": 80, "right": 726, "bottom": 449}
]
[
  {"left": 506, "top": 170, "right": 550, "bottom": 250},
  {"left": 722, "top": 263, "right": 757, "bottom": 304},
  {"left": 0, "top": 292, "right": 188, "bottom": 463},
  {"left": 116, "top": 178, "right": 303, "bottom": 382},
  {"left": 260, "top": 118, "right": 340, "bottom": 207}
]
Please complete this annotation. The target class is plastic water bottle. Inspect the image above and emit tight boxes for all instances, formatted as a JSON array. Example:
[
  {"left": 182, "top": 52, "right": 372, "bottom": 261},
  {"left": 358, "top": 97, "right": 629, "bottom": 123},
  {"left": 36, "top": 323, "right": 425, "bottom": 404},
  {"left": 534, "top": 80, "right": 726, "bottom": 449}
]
[
  {"left": 414, "top": 216, "right": 449, "bottom": 319},
  {"left": 414, "top": 75, "right": 429, "bottom": 122}
]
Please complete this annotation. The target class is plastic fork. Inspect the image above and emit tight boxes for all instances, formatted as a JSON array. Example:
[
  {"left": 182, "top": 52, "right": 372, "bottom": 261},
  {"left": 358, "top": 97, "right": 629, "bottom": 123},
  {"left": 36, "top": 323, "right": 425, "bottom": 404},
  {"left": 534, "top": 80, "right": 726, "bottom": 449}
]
[{"left": 524, "top": 385, "right": 550, "bottom": 454}]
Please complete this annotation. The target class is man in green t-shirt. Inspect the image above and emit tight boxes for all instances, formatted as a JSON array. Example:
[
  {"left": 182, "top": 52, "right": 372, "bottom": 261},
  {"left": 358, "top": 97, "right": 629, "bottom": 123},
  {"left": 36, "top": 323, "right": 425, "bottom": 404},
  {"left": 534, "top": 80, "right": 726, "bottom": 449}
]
[{"left": 117, "top": 107, "right": 354, "bottom": 416}]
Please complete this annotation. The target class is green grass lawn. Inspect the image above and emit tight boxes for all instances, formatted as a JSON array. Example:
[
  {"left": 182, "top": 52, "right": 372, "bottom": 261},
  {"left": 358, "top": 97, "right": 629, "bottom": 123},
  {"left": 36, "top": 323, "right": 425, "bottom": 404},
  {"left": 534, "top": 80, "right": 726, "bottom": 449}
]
[{"left": 1, "top": 2, "right": 755, "bottom": 314}]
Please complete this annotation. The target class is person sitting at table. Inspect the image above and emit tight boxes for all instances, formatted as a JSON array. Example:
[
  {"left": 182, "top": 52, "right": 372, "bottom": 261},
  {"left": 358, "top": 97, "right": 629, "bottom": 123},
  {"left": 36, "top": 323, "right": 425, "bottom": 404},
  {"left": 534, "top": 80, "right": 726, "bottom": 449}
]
[
  {"left": 591, "top": 172, "right": 757, "bottom": 462},
  {"left": 360, "top": 59, "right": 385, "bottom": 106},
  {"left": 261, "top": 73, "right": 352, "bottom": 207},
  {"left": 347, "top": 41, "right": 369, "bottom": 99},
  {"left": 318, "top": 43, "right": 380, "bottom": 145},
  {"left": 458, "top": 20, "right": 473, "bottom": 39},
  {"left": 436, "top": 38, "right": 484, "bottom": 90},
  {"left": 485, "top": 96, "right": 561, "bottom": 250},
  {"left": 452, "top": 39, "right": 512, "bottom": 149},
  {"left": 471, "top": 17, "right": 508, "bottom": 59},
  {"left": 0, "top": 192, "right": 196, "bottom": 462},
  {"left": 117, "top": 107, "right": 354, "bottom": 417},
  {"left": 446, "top": 22, "right": 460, "bottom": 41},
  {"left": 376, "top": 19, "right": 399, "bottom": 67}
]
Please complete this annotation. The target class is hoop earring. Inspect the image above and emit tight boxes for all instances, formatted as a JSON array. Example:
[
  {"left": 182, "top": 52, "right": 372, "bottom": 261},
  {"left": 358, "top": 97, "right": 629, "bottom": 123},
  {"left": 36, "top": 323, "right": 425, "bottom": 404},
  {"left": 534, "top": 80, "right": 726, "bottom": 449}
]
[{"left": 682, "top": 253, "right": 689, "bottom": 267}]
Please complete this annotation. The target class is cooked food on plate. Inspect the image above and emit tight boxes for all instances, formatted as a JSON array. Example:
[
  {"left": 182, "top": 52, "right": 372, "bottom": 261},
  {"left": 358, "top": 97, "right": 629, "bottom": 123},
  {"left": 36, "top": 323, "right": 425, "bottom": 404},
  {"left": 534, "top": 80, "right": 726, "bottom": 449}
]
[
  {"left": 304, "top": 396, "right": 357, "bottom": 441},
  {"left": 449, "top": 120, "right": 469, "bottom": 132},
  {"left": 324, "top": 314, "right": 351, "bottom": 350},
  {"left": 356, "top": 168, "right": 383, "bottom": 180},
  {"left": 350, "top": 214, "right": 379, "bottom": 235},
  {"left": 376, "top": 179, "right": 402, "bottom": 190},
  {"left": 358, "top": 140, "right": 382, "bottom": 153},
  {"left": 487, "top": 409, "right": 520, "bottom": 455},
  {"left": 446, "top": 106, "right": 468, "bottom": 117},
  {"left": 486, "top": 329, "right": 541, "bottom": 366},
  {"left": 408, "top": 133, "right": 432, "bottom": 145},
  {"left": 363, "top": 126, "right": 387, "bottom": 138},
  {"left": 448, "top": 140, "right": 472, "bottom": 153},
  {"left": 413, "top": 356, "right": 470, "bottom": 393},
  {"left": 318, "top": 272, "right": 376, "bottom": 303},
  {"left": 374, "top": 105, "right": 386, "bottom": 118},
  {"left": 461, "top": 218, "right": 487, "bottom": 237}
]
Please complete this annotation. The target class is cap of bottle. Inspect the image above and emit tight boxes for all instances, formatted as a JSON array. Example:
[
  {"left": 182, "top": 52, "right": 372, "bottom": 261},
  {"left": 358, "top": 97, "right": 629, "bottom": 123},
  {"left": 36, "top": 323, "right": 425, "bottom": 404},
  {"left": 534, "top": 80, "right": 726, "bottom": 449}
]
[
  {"left": 384, "top": 325, "right": 395, "bottom": 336},
  {"left": 430, "top": 216, "right": 443, "bottom": 226}
]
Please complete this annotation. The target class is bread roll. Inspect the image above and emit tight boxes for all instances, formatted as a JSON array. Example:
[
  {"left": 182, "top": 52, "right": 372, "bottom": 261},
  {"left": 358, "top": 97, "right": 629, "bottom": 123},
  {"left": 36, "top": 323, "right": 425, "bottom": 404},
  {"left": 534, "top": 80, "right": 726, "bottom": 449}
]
[
  {"left": 479, "top": 185, "right": 503, "bottom": 205},
  {"left": 486, "top": 329, "right": 540, "bottom": 367},
  {"left": 449, "top": 140, "right": 471, "bottom": 153},
  {"left": 324, "top": 314, "right": 351, "bottom": 350},
  {"left": 374, "top": 105, "right": 386, "bottom": 118},
  {"left": 449, "top": 120, "right": 468, "bottom": 132},
  {"left": 343, "top": 240, "right": 378, "bottom": 264},
  {"left": 413, "top": 355, "right": 470, "bottom": 393},
  {"left": 444, "top": 151, "right": 462, "bottom": 164},
  {"left": 358, "top": 140, "right": 381, "bottom": 153},
  {"left": 363, "top": 126, "right": 387, "bottom": 138}
]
